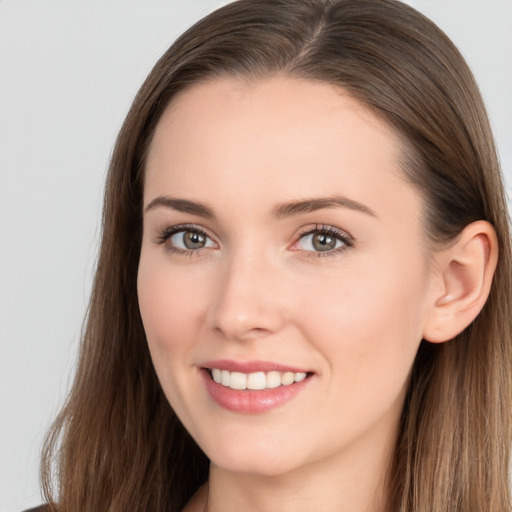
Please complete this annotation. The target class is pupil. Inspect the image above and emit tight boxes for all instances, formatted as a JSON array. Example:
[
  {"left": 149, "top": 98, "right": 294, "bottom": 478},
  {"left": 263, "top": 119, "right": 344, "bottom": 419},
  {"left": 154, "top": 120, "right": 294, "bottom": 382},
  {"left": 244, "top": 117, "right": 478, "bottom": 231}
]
[
  {"left": 313, "top": 233, "right": 335, "bottom": 251},
  {"left": 184, "top": 231, "right": 205, "bottom": 249}
]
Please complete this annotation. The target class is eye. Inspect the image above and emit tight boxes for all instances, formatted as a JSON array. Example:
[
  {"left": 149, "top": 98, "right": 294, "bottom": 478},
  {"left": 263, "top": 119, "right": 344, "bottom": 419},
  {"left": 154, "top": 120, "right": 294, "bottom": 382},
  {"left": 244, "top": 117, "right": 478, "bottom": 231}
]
[
  {"left": 156, "top": 224, "right": 217, "bottom": 254},
  {"left": 171, "top": 229, "right": 214, "bottom": 250},
  {"left": 293, "top": 225, "right": 353, "bottom": 256}
]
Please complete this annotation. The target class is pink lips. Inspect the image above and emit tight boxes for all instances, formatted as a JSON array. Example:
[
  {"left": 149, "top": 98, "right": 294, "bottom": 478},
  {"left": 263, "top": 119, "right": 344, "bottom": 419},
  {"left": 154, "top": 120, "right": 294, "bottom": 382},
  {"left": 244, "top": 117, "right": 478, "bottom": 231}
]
[
  {"left": 202, "top": 359, "right": 310, "bottom": 374},
  {"left": 200, "top": 359, "right": 313, "bottom": 414}
]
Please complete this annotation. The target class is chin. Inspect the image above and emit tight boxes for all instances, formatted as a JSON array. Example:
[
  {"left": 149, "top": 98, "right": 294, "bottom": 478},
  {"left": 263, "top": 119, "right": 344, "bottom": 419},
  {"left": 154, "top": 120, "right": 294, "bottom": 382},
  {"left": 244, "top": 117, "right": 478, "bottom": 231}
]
[
  {"left": 201, "top": 429, "right": 311, "bottom": 478},
  {"left": 211, "top": 455, "right": 302, "bottom": 478}
]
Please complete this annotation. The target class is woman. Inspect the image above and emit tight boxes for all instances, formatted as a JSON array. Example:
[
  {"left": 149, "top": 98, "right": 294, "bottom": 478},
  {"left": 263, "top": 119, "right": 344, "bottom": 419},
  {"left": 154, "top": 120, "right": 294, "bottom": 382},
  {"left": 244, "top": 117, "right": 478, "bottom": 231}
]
[{"left": 36, "top": 0, "right": 512, "bottom": 510}]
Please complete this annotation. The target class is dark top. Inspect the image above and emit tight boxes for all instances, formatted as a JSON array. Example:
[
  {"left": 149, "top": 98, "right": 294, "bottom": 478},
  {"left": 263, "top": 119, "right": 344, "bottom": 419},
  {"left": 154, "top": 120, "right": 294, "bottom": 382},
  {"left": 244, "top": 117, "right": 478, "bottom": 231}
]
[{"left": 23, "top": 506, "right": 50, "bottom": 512}]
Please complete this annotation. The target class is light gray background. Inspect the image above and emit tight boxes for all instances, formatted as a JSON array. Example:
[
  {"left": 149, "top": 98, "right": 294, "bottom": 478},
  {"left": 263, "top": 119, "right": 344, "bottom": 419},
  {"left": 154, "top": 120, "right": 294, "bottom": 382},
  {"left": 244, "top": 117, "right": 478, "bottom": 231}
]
[{"left": 1, "top": 1, "right": 511, "bottom": 510}]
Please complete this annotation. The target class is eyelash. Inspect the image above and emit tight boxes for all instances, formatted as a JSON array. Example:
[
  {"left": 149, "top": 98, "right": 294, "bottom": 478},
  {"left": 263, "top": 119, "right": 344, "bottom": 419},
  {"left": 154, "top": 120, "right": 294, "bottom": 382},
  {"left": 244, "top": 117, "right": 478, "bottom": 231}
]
[
  {"left": 294, "top": 224, "right": 354, "bottom": 258},
  {"left": 155, "top": 224, "right": 215, "bottom": 257},
  {"left": 154, "top": 223, "right": 354, "bottom": 258}
]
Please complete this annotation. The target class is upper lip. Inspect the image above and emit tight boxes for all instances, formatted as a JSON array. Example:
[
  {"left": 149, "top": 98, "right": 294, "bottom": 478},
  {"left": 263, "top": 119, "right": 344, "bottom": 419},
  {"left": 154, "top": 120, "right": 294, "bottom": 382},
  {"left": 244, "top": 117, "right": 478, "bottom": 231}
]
[{"left": 201, "top": 359, "right": 312, "bottom": 374}]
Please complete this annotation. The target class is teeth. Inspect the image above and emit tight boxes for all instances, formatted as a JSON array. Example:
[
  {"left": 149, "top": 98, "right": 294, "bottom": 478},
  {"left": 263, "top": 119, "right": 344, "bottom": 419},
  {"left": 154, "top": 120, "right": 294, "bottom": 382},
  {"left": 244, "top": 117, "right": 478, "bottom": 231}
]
[
  {"left": 294, "top": 372, "right": 307, "bottom": 382},
  {"left": 246, "top": 371, "right": 266, "bottom": 390},
  {"left": 221, "top": 370, "right": 230, "bottom": 387},
  {"left": 212, "top": 368, "right": 222, "bottom": 383},
  {"left": 209, "top": 369, "right": 308, "bottom": 390},
  {"left": 266, "top": 371, "right": 281, "bottom": 389},
  {"left": 230, "top": 372, "right": 247, "bottom": 390},
  {"left": 281, "top": 372, "right": 295, "bottom": 386}
]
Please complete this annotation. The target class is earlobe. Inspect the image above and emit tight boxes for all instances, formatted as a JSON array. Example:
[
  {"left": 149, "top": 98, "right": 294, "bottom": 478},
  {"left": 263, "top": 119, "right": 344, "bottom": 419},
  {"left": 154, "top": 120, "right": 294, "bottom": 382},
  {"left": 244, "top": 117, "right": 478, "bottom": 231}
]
[{"left": 423, "top": 221, "right": 498, "bottom": 343}]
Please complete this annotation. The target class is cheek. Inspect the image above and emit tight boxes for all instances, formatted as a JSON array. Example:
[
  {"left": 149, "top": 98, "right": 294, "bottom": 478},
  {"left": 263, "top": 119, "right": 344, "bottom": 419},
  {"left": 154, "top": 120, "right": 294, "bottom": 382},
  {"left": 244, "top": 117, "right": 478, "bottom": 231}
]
[
  {"left": 137, "top": 256, "right": 214, "bottom": 424},
  {"left": 294, "top": 254, "right": 428, "bottom": 408},
  {"left": 137, "top": 257, "right": 208, "bottom": 361}
]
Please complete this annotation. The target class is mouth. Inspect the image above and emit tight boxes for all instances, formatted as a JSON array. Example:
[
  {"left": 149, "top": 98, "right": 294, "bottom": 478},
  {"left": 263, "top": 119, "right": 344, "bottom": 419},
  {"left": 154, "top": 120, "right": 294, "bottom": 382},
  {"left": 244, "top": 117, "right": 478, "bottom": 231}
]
[
  {"left": 200, "top": 361, "right": 314, "bottom": 413},
  {"left": 206, "top": 368, "right": 310, "bottom": 391}
]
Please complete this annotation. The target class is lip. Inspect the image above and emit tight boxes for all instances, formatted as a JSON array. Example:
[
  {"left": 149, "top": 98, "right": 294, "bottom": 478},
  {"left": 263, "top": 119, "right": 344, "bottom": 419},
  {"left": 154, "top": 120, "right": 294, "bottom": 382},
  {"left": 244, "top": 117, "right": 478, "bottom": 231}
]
[
  {"left": 199, "top": 360, "right": 314, "bottom": 414},
  {"left": 201, "top": 359, "right": 312, "bottom": 373}
]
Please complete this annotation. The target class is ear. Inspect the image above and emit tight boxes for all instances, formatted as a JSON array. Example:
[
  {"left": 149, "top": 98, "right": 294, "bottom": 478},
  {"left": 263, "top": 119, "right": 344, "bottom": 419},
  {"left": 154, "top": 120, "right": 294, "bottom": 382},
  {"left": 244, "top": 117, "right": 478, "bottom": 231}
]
[{"left": 423, "top": 220, "right": 498, "bottom": 343}]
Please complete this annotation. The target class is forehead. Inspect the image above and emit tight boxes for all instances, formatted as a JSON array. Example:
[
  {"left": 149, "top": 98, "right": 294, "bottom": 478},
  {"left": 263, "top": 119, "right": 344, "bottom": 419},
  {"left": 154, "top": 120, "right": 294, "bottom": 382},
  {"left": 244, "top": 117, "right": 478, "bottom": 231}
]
[
  {"left": 147, "top": 77, "right": 400, "bottom": 173},
  {"left": 144, "top": 76, "right": 419, "bottom": 226}
]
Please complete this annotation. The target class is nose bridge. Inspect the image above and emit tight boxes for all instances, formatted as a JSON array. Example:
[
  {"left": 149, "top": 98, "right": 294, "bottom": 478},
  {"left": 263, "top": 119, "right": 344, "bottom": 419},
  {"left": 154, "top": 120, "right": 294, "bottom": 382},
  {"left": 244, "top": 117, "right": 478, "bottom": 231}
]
[{"left": 208, "top": 242, "right": 287, "bottom": 340}]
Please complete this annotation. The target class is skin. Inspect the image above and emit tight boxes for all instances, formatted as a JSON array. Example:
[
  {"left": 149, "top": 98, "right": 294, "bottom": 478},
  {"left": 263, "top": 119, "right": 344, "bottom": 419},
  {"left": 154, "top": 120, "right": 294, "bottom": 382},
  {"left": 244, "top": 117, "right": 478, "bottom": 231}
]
[{"left": 137, "top": 77, "right": 443, "bottom": 512}]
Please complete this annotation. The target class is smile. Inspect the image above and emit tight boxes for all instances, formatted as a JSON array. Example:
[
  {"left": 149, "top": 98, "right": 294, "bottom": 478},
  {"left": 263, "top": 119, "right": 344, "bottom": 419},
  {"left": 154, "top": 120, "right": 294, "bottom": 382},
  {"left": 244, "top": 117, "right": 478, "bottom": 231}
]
[
  {"left": 209, "top": 369, "right": 308, "bottom": 390},
  {"left": 201, "top": 362, "right": 314, "bottom": 413}
]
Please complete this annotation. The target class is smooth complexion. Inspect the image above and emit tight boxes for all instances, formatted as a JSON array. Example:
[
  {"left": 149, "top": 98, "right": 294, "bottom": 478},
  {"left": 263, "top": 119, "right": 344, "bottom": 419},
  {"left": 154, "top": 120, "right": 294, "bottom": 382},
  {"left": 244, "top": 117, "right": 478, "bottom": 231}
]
[{"left": 137, "top": 77, "right": 444, "bottom": 512}]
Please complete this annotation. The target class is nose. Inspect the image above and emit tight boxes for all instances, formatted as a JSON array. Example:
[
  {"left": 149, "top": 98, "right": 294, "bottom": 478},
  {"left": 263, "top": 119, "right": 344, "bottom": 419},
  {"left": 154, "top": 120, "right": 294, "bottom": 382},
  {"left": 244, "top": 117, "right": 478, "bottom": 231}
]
[{"left": 207, "top": 247, "right": 289, "bottom": 341}]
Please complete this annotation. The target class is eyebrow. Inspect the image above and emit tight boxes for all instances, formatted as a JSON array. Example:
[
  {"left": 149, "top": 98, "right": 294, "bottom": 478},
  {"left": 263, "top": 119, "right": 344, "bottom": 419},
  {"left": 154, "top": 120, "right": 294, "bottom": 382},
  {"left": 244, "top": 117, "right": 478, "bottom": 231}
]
[
  {"left": 144, "top": 194, "right": 377, "bottom": 219},
  {"left": 145, "top": 197, "right": 215, "bottom": 218},
  {"left": 271, "top": 195, "right": 377, "bottom": 220}
]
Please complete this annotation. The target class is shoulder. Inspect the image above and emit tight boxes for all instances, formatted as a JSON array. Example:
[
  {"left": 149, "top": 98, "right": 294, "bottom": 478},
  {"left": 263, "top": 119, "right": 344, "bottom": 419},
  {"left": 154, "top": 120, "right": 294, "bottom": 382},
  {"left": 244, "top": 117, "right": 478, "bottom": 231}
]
[{"left": 22, "top": 506, "right": 52, "bottom": 512}]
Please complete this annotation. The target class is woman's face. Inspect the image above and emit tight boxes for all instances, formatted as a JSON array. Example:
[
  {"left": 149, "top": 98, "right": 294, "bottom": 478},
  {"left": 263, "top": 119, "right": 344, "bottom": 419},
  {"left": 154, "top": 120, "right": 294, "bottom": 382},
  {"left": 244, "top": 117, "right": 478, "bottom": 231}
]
[{"left": 138, "top": 77, "right": 436, "bottom": 478}]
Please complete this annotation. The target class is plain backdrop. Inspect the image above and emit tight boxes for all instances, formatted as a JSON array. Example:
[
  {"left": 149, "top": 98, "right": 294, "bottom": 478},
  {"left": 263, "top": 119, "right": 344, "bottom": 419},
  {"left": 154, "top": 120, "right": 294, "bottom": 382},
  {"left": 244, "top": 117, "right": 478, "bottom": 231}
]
[{"left": 0, "top": 1, "right": 511, "bottom": 510}]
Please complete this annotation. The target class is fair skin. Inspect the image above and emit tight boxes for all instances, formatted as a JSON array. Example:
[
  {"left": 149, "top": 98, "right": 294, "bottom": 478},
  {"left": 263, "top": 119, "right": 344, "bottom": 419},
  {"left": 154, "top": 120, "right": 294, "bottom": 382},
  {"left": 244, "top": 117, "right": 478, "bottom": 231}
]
[{"left": 137, "top": 77, "right": 497, "bottom": 512}]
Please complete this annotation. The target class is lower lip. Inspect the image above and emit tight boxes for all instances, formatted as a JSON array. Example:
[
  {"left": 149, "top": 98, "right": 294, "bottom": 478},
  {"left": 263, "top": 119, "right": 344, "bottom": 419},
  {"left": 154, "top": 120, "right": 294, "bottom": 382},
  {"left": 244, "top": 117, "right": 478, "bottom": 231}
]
[{"left": 201, "top": 369, "right": 312, "bottom": 414}]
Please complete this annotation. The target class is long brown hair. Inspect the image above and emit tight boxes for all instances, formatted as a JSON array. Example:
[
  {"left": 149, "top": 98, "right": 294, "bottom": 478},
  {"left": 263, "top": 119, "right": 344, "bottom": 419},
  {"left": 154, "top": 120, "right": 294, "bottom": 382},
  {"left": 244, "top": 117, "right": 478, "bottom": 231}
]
[{"left": 41, "top": 1, "right": 512, "bottom": 510}]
